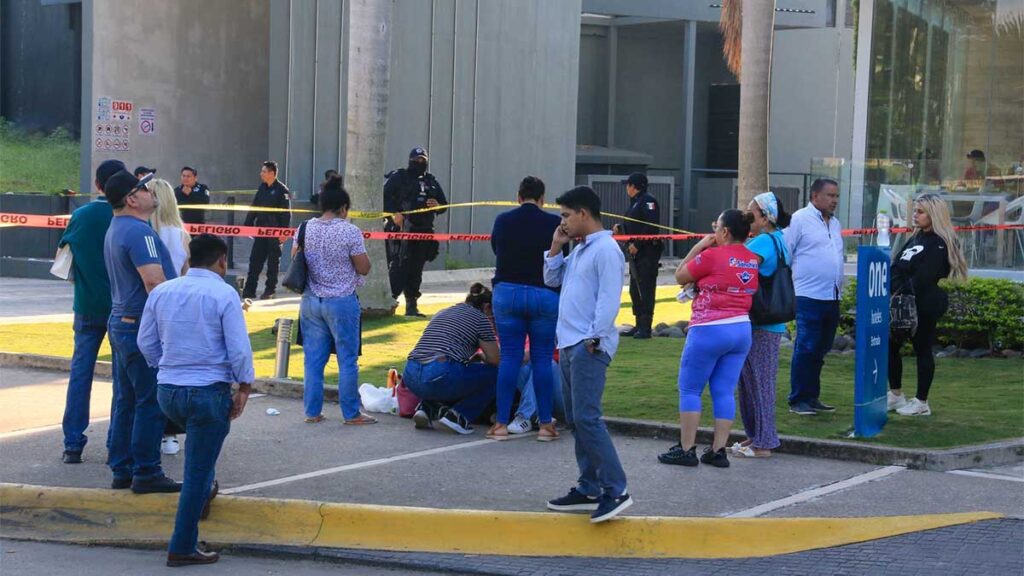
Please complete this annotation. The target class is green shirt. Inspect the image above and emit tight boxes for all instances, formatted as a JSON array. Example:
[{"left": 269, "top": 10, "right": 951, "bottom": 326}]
[{"left": 60, "top": 199, "right": 113, "bottom": 318}]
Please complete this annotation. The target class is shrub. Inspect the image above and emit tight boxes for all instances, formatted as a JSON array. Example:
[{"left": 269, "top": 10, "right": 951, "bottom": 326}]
[{"left": 839, "top": 277, "right": 1024, "bottom": 350}]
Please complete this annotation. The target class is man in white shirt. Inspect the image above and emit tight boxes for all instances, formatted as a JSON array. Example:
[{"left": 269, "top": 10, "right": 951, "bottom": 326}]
[{"left": 784, "top": 178, "right": 844, "bottom": 416}]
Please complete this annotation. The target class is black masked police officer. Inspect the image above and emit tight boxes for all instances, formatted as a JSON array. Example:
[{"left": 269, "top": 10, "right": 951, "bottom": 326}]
[
  {"left": 614, "top": 173, "right": 661, "bottom": 339},
  {"left": 242, "top": 161, "right": 291, "bottom": 300},
  {"left": 383, "top": 147, "right": 448, "bottom": 316}
]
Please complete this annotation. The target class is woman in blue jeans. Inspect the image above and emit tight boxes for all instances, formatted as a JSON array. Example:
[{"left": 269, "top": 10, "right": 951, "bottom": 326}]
[
  {"left": 487, "top": 176, "right": 562, "bottom": 441},
  {"left": 294, "top": 176, "right": 375, "bottom": 425},
  {"left": 404, "top": 284, "right": 500, "bottom": 435}
]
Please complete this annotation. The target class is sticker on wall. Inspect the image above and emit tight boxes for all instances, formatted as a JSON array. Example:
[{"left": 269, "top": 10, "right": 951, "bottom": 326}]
[
  {"left": 111, "top": 99, "right": 133, "bottom": 121},
  {"left": 139, "top": 108, "right": 156, "bottom": 135},
  {"left": 96, "top": 97, "right": 111, "bottom": 121}
]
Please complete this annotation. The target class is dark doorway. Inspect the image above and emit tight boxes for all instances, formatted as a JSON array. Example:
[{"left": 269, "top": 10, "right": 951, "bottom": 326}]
[{"left": 705, "top": 83, "right": 739, "bottom": 170}]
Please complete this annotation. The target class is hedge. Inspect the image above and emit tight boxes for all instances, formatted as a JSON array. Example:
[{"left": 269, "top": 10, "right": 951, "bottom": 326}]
[{"left": 839, "top": 277, "right": 1024, "bottom": 350}]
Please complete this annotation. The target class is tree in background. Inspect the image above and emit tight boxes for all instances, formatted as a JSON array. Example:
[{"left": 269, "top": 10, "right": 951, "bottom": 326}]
[{"left": 720, "top": 0, "right": 776, "bottom": 210}]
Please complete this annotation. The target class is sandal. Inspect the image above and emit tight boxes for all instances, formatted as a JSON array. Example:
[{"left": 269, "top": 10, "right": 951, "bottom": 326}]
[
  {"left": 304, "top": 415, "right": 325, "bottom": 424},
  {"left": 344, "top": 414, "right": 378, "bottom": 425},
  {"left": 486, "top": 423, "right": 510, "bottom": 441},
  {"left": 536, "top": 423, "right": 560, "bottom": 442},
  {"left": 733, "top": 445, "right": 771, "bottom": 458}
]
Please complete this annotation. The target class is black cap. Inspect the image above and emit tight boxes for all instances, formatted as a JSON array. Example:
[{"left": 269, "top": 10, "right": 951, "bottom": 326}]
[
  {"left": 623, "top": 172, "right": 648, "bottom": 191},
  {"left": 134, "top": 165, "right": 156, "bottom": 177},
  {"left": 409, "top": 147, "right": 428, "bottom": 161},
  {"left": 105, "top": 171, "right": 154, "bottom": 206},
  {"left": 967, "top": 149, "right": 985, "bottom": 161},
  {"left": 95, "top": 159, "right": 126, "bottom": 192}
]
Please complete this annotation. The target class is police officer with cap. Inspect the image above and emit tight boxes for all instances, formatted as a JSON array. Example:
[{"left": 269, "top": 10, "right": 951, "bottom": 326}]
[
  {"left": 242, "top": 161, "right": 291, "bottom": 300},
  {"left": 383, "top": 147, "right": 448, "bottom": 316},
  {"left": 614, "top": 172, "right": 661, "bottom": 339},
  {"left": 174, "top": 166, "right": 211, "bottom": 225}
]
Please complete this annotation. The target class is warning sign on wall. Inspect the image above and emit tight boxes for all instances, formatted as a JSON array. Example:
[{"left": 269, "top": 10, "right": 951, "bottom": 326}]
[
  {"left": 139, "top": 108, "right": 156, "bottom": 135},
  {"left": 94, "top": 96, "right": 133, "bottom": 151}
]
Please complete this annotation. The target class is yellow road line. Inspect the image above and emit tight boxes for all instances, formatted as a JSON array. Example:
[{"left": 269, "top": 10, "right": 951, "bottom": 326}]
[{"left": 0, "top": 483, "right": 1001, "bottom": 559}]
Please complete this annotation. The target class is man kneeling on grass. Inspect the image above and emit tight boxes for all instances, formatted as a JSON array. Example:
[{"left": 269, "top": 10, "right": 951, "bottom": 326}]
[{"left": 139, "top": 234, "right": 254, "bottom": 568}]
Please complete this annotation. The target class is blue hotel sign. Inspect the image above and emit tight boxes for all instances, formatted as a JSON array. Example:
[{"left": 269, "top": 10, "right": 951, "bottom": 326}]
[{"left": 853, "top": 246, "right": 890, "bottom": 437}]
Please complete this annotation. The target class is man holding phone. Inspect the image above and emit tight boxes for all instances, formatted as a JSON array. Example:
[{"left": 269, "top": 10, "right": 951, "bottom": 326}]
[{"left": 542, "top": 186, "right": 632, "bottom": 524}]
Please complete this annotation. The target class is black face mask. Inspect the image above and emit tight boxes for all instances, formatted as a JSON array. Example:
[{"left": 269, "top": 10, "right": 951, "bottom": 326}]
[{"left": 408, "top": 161, "right": 427, "bottom": 176}]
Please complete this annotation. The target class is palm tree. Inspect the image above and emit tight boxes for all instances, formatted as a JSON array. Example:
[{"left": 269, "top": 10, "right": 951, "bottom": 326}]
[{"left": 720, "top": 0, "right": 776, "bottom": 210}]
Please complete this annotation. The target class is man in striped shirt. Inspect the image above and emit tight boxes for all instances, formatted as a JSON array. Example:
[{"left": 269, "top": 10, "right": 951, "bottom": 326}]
[{"left": 103, "top": 170, "right": 180, "bottom": 494}]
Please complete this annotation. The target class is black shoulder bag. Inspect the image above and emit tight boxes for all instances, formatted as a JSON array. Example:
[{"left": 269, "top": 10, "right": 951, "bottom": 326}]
[
  {"left": 890, "top": 280, "right": 918, "bottom": 338},
  {"left": 282, "top": 221, "right": 308, "bottom": 294},
  {"left": 749, "top": 233, "right": 796, "bottom": 325}
]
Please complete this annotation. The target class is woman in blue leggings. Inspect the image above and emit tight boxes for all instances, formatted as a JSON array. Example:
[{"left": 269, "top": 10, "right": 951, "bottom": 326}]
[{"left": 659, "top": 209, "right": 758, "bottom": 468}]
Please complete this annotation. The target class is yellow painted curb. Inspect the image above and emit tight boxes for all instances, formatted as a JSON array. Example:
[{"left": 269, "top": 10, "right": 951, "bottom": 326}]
[{"left": 0, "top": 483, "right": 1002, "bottom": 559}]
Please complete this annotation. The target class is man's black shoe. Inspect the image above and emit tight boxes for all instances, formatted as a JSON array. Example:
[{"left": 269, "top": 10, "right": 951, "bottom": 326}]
[
  {"left": 200, "top": 480, "right": 219, "bottom": 520},
  {"left": 131, "top": 475, "right": 182, "bottom": 494},
  {"left": 259, "top": 292, "right": 276, "bottom": 301},
  {"left": 591, "top": 493, "right": 633, "bottom": 523},
  {"left": 633, "top": 328, "right": 652, "bottom": 339},
  {"left": 62, "top": 450, "right": 83, "bottom": 464},
  {"left": 658, "top": 443, "right": 698, "bottom": 466},
  {"left": 808, "top": 399, "right": 836, "bottom": 412},
  {"left": 167, "top": 550, "right": 219, "bottom": 568},
  {"left": 619, "top": 326, "right": 639, "bottom": 337},
  {"left": 789, "top": 401, "right": 817, "bottom": 415},
  {"left": 546, "top": 487, "right": 600, "bottom": 512},
  {"left": 111, "top": 476, "right": 133, "bottom": 490},
  {"left": 699, "top": 447, "right": 730, "bottom": 468}
]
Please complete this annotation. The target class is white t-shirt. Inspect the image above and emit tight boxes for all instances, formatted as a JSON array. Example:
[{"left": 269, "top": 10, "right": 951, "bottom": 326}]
[{"left": 157, "top": 225, "right": 189, "bottom": 275}]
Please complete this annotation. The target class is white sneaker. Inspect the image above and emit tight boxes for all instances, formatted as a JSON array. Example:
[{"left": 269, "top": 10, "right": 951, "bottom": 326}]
[
  {"left": 160, "top": 436, "right": 180, "bottom": 455},
  {"left": 887, "top": 391, "right": 909, "bottom": 412},
  {"left": 896, "top": 398, "right": 931, "bottom": 416},
  {"left": 508, "top": 414, "right": 532, "bottom": 435}
]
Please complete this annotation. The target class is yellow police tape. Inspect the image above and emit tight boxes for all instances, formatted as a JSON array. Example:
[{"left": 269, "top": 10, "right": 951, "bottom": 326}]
[{"left": 180, "top": 200, "right": 696, "bottom": 235}]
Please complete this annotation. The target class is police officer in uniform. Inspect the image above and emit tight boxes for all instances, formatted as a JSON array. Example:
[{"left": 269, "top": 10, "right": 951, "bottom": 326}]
[
  {"left": 614, "top": 173, "right": 661, "bottom": 339},
  {"left": 174, "top": 166, "right": 211, "bottom": 225},
  {"left": 242, "top": 161, "right": 291, "bottom": 300},
  {"left": 383, "top": 147, "right": 447, "bottom": 316}
]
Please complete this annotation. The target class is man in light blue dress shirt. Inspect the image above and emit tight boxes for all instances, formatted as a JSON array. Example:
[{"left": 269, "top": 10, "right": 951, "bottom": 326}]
[
  {"left": 542, "top": 186, "right": 632, "bottom": 524},
  {"left": 784, "top": 178, "right": 845, "bottom": 416},
  {"left": 139, "top": 234, "right": 255, "bottom": 568}
]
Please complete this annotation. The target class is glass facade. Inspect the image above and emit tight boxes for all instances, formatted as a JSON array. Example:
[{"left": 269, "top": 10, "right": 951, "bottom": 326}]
[{"left": 859, "top": 0, "right": 1023, "bottom": 269}]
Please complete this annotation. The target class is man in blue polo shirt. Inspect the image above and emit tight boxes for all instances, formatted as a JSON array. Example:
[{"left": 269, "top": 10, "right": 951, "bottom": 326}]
[{"left": 103, "top": 169, "right": 180, "bottom": 493}]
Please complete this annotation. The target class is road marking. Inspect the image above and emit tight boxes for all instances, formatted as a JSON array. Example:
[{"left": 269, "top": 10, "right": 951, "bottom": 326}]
[
  {"left": 222, "top": 434, "right": 533, "bottom": 495},
  {"left": 947, "top": 470, "right": 1024, "bottom": 483},
  {"left": 725, "top": 465, "right": 906, "bottom": 518},
  {"left": 0, "top": 417, "right": 110, "bottom": 440}
]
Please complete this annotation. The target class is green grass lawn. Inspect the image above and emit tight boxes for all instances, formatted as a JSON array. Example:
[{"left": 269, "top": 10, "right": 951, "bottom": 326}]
[
  {"left": 0, "top": 121, "right": 80, "bottom": 193},
  {"left": 2, "top": 287, "right": 1020, "bottom": 448}
]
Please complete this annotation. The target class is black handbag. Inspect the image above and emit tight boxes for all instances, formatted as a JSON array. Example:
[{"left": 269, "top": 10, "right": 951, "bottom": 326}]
[
  {"left": 282, "top": 221, "right": 308, "bottom": 294},
  {"left": 749, "top": 233, "right": 796, "bottom": 325},
  {"left": 890, "top": 281, "right": 918, "bottom": 338}
]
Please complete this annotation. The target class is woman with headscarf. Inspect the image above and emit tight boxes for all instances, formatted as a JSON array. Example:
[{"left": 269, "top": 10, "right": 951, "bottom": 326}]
[{"left": 731, "top": 192, "right": 791, "bottom": 458}]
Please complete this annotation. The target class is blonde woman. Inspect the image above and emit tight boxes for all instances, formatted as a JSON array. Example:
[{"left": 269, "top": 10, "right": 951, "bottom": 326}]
[
  {"left": 148, "top": 178, "right": 191, "bottom": 276},
  {"left": 887, "top": 194, "right": 968, "bottom": 416}
]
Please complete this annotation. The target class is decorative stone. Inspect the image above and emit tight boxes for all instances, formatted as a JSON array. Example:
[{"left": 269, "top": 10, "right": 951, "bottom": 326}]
[
  {"left": 1001, "top": 349, "right": 1022, "bottom": 359},
  {"left": 969, "top": 348, "right": 990, "bottom": 359},
  {"left": 666, "top": 327, "right": 685, "bottom": 338},
  {"left": 654, "top": 322, "right": 670, "bottom": 333}
]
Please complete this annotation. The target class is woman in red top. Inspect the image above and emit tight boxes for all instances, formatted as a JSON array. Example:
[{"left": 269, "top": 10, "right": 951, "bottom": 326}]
[{"left": 659, "top": 210, "right": 758, "bottom": 468}]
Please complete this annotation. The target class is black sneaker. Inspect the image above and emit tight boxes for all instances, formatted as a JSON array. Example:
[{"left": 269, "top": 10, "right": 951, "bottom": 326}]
[
  {"left": 412, "top": 405, "right": 433, "bottom": 430},
  {"left": 111, "top": 476, "right": 133, "bottom": 490},
  {"left": 438, "top": 408, "right": 473, "bottom": 435},
  {"left": 62, "top": 450, "right": 83, "bottom": 464},
  {"left": 591, "top": 493, "right": 633, "bottom": 524},
  {"left": 808, "top": 399, "right": 836, "bottom": 412},
  {"left": 789, "top": 401, "right": 817, "bottom": 415},
  {"left": 546, "top": 487, "right": 600, "bottom": 512},
  {"left": 131, "top": 475, "right": 183, "bottom": 494},
  {"left": 633, "top": 329, "right": 652, "bottom": 340},
  {"left": 619, "top": 326, "right": 639, "bottom": 337},
  {"left": 658, "top": 443, "right": 698, "bottom": 466},
  {"left": 700, "top": 447, "right": 730, "bottom": 468},
  {"left": 259, "top": 292, "right": 276, "bottom": 300}
]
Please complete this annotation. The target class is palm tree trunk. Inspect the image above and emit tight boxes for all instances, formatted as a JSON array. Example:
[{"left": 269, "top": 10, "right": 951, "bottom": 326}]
[
  {"left": 346, "top": 0, "right": 395, "bottom": 315},
  {"left": 736, "top": 0, "right": 775, "bottom": 209}
]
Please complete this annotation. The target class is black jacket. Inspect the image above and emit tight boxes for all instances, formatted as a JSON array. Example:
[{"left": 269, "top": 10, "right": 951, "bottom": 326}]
[
  {"left": 623, "top": 191, "right": 662, "bottom": 252},
  {"left": 244, "top": 180, "right": 291, "bottom": 229},
  {"left": 891, "top": 231, "right": 951, "bottom": 316},
  {"left": 174, "top": 183, "right": 210, "bottom": 224},
  {"left": 383, "top": 168, "right": 447, "bottom": 231}
]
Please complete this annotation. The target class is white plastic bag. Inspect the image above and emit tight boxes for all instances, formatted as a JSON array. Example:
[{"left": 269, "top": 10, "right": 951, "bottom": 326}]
[
  {"left": 51, "top": 244, "right": 74, "bottom": 281},
  {"left": 359, "top": 383, "right": 397, "bottom": 414}
]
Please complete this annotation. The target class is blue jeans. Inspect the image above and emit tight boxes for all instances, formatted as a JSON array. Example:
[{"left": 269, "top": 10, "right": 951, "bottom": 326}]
[
  {"left": 107, "top": 315, "right": 166, "bottom": 481},
  {"left": 402, "top": 359, "right": 497, "bottom": 421},
  {"left": 678, "top": 323, "right": 752, "bottom": 419},
  {"left": 62, "top": 313, "right": 108, "bottom": 452},
  {"left": 789, "top": 297, "right": 841, "bottom": 405},
  {"left": 493, "top": 283, "right": 559, "bottom": 425},
  {"left": 560, "top": 342, "right": 627, "bottom": 498},
  {"left": 514, "top": 361, "right": 565, "bottom": 422},
  {"left": 158, "top": 382, "right": 231, "bottom": 556},
  {"left": 301, "top": 293, "right": 361, "bottom": 419}
]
